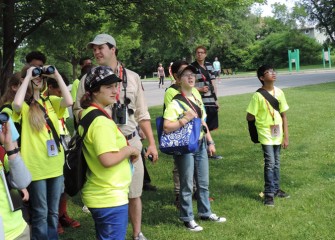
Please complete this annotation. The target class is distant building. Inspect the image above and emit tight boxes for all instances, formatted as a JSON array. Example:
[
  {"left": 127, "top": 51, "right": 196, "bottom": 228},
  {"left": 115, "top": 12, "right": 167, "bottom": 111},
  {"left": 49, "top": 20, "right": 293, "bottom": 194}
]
[{"left": 300, "top": 26, "right": 328, "bottom": 44}]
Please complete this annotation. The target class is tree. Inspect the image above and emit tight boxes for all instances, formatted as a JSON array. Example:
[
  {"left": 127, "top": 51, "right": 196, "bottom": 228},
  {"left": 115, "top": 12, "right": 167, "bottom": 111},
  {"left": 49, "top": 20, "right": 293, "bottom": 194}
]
[{"left": 300, "top": 0, "right": 335, "bottom": 45}]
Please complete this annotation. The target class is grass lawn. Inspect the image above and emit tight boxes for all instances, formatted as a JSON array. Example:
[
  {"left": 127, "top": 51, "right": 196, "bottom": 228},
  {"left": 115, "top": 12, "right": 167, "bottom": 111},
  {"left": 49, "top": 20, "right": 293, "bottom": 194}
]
[{"left": 61, "top": 82, "right": 335, "bottom": 240}]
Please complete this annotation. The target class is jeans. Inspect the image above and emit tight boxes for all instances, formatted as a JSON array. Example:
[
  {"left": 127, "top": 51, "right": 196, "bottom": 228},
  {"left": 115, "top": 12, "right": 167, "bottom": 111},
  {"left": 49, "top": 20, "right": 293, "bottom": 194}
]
[
  {"left": 174, "top": 140, "right": 211, "bottom": 222},
  {"left": 29, "top": 175, "right": 63, "bottom": 240},
  {"left": 262, "top": 144, "right": 281, "bottom": 196},
  {"left": 89, "top": 204, "right": 128, "bottom": 240}
]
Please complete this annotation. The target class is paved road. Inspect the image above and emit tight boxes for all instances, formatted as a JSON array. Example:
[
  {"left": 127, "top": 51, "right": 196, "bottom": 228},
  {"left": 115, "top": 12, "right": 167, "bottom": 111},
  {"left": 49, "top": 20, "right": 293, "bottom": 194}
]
[{"left": 143, "top": 69, "right": 335, "bottom": 107}]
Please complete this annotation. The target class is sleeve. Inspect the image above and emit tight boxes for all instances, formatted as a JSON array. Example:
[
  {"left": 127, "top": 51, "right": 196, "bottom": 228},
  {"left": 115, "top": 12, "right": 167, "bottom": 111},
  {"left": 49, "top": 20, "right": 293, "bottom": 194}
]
[
  {"left": 6, "top": 154, "right": 32, "bottom": 189},
  {"left": 163, "top": 100, "right": 185, "bottom": 121},
  {"left": 49, "top": 96, "right": 66, "bottom": 119},
  {"left": 279, "top": 91, "right": 289, "bottom": 113},
  {"left": 133, "top": 74, "right": 151, "bottom": 122},
  {"left": 246, "top": 93, "right": 259, "bottom": 116}
]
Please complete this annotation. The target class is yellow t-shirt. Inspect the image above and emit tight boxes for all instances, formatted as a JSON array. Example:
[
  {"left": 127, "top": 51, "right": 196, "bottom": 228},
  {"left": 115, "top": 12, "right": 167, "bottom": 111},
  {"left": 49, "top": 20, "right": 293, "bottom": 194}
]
[
  {"left": 12, "top": 96, "right": 65, "bottom": 181},
  {"left": 163, "top": 94, "right": 206, "bottom": 139},
  {"left": 246, "top": 86, "right": 289, "bottom": 145},
  {"left": 79, "top": 107, "right": 132, "bottom": 208},
  {"left": 71, "top": 79, "right": 80, "bottom": 102},
  {"left": 0, "top": 163, "right": 27, "bottom": 240},
  {"left": 164, "top": 85, "right": 202, "bottom": 107}
]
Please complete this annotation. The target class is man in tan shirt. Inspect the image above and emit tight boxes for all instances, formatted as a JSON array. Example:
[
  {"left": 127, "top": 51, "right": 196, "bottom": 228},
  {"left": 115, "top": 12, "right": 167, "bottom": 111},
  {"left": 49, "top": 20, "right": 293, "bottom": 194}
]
[{"left": 73, "top": 34, "right": 158, "bottom": 240}]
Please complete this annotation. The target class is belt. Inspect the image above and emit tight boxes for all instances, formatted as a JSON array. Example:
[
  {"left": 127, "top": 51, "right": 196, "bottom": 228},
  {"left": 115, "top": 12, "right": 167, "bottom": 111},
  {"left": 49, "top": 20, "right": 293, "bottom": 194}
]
[{"left": 125, "top": 131, "right": 137, "bottom": 140}]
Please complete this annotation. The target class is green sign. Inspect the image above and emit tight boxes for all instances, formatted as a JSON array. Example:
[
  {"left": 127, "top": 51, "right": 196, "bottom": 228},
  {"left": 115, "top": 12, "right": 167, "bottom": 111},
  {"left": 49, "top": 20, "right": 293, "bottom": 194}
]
[{"left": 288, "top": 49, "right": 300, "bottom": 72}]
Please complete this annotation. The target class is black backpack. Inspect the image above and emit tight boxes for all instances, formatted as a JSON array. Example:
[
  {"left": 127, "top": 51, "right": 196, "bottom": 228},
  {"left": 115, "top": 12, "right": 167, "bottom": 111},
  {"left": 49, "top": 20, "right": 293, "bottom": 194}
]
[{"left": 63, "top": 109, "right": 105, "bottom": 197}]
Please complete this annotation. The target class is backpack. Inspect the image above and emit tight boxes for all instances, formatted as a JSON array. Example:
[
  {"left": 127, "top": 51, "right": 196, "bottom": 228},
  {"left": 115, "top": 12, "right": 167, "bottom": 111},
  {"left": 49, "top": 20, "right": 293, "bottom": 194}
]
[{"left": 63, "top": 109, "right": 105, "bottom": 197}]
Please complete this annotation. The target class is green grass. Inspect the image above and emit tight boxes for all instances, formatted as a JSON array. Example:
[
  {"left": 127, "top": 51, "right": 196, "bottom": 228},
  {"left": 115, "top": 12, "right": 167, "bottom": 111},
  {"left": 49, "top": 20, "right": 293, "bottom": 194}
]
[{"left": 61, "top": 82, "right": 335, "bottom": 240}]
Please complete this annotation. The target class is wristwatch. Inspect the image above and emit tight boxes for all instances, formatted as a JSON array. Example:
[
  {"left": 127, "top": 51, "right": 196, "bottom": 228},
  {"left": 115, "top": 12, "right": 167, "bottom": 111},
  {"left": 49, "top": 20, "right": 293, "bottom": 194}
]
[
  {"left": 6, "top": 148, "right": 20, "bottom": 156},
  {"left": 207, "top": 140, "right": 215, "bottom": 146}
]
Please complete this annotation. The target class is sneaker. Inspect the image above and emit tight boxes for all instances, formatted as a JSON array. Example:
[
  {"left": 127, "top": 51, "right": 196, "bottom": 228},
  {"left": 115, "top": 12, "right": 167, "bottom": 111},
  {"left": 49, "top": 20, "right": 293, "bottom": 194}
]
[
  {"left": 264, "top": 196, "right": 275, "bottom": 207},
  {"left": 200, "top": 213, "right": 226, "bottom": 223},
  {"left": 184, "top": 220, "right": 203, "bottom": 232},
  {"left": 59, "top": 213, "right": 81, "bottom": 228},
  {"left": 143, "top": 183, "right": 157, "bottom": 191},
  {"left": 133, "top": 232, "right": 147, "bottom": 240},
  {"left": 209, "top": 154, "right": 223, "bottom": 160},
  {"left": 82, "top": 205, "right": 90, "bottom": 213},
  {"left": 275, "top": 189, "right": 290, "bottom": 198},
  {"left": 57, "top": 222, "right": 64, "bottom": 234}
]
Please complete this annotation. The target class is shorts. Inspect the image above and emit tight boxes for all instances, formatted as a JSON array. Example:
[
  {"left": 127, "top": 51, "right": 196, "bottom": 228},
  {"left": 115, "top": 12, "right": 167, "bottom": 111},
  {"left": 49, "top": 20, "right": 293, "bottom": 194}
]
[
  {"left": 205, "top": 106, "right": 219, "bottom": 131},
  {"left": 128, "top": 136, "right": 144, "bottom": 198}
]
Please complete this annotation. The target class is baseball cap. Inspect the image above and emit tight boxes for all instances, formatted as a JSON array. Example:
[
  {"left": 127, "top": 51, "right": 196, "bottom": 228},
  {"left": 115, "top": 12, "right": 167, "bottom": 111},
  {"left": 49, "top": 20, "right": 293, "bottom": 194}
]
[
  {"left": 171, "top": 60, "right": 189, "bottom": 75},
  {"left": 85, "top": 66, "right": 121, "bottom": 91},
  {"left": 87, "top": 34, "right": 116, "bottom": 49},
  {"left": 176, "top": 65, "right": 197, "bottom": 78}
]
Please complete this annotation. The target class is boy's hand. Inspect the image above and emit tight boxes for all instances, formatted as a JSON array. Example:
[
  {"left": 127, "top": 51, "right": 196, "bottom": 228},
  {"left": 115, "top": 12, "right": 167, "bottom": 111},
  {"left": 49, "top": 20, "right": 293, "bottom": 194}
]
[{"left": 282, "top": 138, "right": 289, "bottom": 149}]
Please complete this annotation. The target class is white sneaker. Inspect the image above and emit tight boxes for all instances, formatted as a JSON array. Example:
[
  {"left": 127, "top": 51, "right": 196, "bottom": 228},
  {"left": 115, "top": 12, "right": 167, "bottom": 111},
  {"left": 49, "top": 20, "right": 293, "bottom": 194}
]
[
  {"left": 201, "top": 213, "right": 226, "bottom": 223},
  {"left": 133, "top": 232, "right": 147, "bottom": 240},
  {"left": 184, "top": 220, "right": 203, "bottom": 232},
  {"left": 82, "top": 205, "right": 90, "bottom": 213}
]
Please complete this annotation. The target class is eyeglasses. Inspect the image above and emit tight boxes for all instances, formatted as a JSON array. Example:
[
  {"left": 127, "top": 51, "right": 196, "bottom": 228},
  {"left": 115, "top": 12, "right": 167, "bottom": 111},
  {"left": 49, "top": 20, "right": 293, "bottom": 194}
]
[
  {"left": 181, "top": 73, "right": 196, "bottom": 78},
  {"left": 264, "top": 70, "right": 277, "bottom": 75}
]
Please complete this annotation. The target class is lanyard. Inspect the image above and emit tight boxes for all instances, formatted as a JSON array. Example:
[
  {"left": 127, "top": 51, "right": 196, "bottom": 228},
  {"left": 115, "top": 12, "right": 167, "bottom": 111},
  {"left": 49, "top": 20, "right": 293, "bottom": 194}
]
[
  {"left": 116, "top": 65, "right": 123, "bottom": 101},
  {"left": 181, "top": 92, "right": 198, "bottom": 118}
]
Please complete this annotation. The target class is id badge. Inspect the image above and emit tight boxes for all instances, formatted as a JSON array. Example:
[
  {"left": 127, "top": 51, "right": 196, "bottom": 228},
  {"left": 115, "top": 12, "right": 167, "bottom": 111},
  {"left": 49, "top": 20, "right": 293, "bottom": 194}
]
[
  {"left": 270, "top": 125, "right": 280, "bottom": 137},
  {"left": 47, "top": 139, "right": 58, "bottom": 157}
]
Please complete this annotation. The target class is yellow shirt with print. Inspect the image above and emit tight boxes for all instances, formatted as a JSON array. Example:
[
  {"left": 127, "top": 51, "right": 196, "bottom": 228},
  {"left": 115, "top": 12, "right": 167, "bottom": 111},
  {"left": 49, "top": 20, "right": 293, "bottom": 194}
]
[
  {"left": 0, "top": 160, "right": 27, "bottom": 240},
  {"left": 246, "top": 86, "right": 289, "bottom": 145},
  {"left": 12, "top": 96, "right": 65, "bottom": 181},
  {"left": 79, "top": 107, "right": 132, "bottom": 208}
]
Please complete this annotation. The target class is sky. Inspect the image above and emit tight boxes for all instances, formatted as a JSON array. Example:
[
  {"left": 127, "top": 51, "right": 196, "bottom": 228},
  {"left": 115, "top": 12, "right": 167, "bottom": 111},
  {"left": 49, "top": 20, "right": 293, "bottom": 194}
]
[{"left": 252, "top": 0, "right": 297, "bottom": 17}]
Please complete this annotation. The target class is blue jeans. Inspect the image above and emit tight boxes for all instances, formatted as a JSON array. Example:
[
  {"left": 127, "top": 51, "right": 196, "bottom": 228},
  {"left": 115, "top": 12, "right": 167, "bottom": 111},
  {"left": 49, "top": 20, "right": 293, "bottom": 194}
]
[
  {"left": 174, "top": 140, "right": 211, "bottom": 222},
  {"left": 29, "top": 175, "right": 63, "bottom": 240},
  {"left": 262, "top": 145, "right": 281, "bottom": 196},
  {"left": 89, "top": 204, "right": 129, "bottom": 240}
]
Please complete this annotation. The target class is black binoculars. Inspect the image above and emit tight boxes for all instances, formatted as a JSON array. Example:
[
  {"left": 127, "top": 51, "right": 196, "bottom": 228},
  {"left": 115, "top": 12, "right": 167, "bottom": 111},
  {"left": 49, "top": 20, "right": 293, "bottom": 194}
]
[
  {"left": 0, "top": 112, "right": 9, "bottom": 124},
  {"left": 32, "top": 66, "right": 55, "bottom": 77}
]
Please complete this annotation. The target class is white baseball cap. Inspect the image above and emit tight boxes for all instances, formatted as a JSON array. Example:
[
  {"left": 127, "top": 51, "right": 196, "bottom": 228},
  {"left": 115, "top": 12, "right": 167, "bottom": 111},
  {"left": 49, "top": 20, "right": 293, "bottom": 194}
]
[{"left": 87, "top": 34, "right": 116, "bottom": 49}]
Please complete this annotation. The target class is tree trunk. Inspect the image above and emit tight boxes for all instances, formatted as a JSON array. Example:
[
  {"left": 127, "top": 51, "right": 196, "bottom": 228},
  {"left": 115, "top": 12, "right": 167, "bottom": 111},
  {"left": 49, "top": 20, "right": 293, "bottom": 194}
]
[{"left": 1, "top": 0, "right": 16, "bottom": 95}]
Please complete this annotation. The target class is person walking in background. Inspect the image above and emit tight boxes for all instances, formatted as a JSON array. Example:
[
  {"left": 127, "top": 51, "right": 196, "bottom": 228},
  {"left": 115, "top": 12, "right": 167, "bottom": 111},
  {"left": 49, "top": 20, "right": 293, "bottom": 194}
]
[
  {"left": 246, "top": 64, "right": 290, "bottom": 207},
  {"left": 12, "top": 64, "right": 73, "bottom": 239},
  {"left": 73, "top": 33, "right": 159, "bottom": 240},
  {"left": 79, "top": 66, "right": 140, "bottom": 240},
  {"left": 213, "top": 57, "right": 221, "bottom": 82},
  {"left": 163, "top": 63, "right": 226, "bottom": 232},
  {"left": 191, "top": 46, "right": 223, "bottom": 160},
  {"left": 157, "top": 63, "right": 165, "bottom": 88}
]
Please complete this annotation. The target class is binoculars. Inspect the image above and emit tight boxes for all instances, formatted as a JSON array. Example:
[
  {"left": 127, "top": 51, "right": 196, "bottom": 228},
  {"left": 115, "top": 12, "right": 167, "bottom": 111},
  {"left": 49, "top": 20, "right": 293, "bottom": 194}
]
[
  {"left": 32, "top": 66, "right": 55, "bottom": 77},
  {"left": 0, "top": 112, "right": 9, "bottom": 124}
]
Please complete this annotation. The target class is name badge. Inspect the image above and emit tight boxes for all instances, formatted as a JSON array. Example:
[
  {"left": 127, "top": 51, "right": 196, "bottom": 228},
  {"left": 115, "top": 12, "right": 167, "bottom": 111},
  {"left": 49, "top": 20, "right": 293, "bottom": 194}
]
[
  {"left": 270, "top": 125, "right": 280, "bottom": 138},
  {"left": 47, "top": 139, "right": 58, "bottom": 157}
]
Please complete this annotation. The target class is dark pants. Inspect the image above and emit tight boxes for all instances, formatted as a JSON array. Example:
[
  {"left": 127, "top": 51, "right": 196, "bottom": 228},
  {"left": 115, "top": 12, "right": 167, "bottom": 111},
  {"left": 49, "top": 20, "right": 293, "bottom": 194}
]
[{"left": 205, "top": 106, "right": 219, "bottom": 131}]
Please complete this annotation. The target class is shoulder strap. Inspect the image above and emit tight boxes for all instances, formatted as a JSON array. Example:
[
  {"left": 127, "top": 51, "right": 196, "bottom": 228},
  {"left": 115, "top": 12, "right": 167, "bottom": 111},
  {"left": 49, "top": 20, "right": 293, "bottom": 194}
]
[
  {"left": 35, "top": 101, "right": 61, "bottom": 152},
  {"left": 173, "top": 94, "right": 202, "bottom": 118},
  {"left": 257, "top": 88, "right": 280, "bottom": 112},
  {"left": 79, "top": 109, "right": 106, "bottom": 139}
]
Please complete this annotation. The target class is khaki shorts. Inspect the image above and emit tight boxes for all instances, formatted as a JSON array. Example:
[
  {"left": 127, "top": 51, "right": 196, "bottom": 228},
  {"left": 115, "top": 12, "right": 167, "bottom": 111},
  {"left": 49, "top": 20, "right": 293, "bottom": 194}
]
[{"left": 128, "top": 136, "right": 144, "bottom": 198}]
